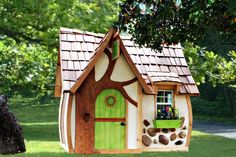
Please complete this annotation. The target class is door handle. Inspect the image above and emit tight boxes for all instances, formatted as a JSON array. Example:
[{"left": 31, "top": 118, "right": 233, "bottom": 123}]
[{"left": 120, "top": 122, "right": 126, "bottom": 126}]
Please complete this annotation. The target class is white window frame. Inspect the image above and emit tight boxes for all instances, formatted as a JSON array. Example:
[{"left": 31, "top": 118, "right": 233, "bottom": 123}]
[{"left": 156, "top": 90, "right": 173, "bottom": 106}]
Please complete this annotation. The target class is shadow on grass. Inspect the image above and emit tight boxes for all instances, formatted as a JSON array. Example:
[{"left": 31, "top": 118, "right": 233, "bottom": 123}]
[
  {"left": 9, "top": 96, "right": 59, "bottom": 124},
  {"left": 22, "top": 123, "right": 59, "bottom": 141}
]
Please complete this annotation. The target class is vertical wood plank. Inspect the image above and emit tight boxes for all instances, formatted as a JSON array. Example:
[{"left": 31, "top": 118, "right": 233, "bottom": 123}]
[
  {"left": 61, "top": 93, "right": 68, "bottom": 145},
  {"left": 67, "top": 94, "right": 73, "bottom": 152},
  {"left": 186, "top": 95, "right": 193, "bottom": 147},
  {"left": 173, "top": 88, "right": 176, "bottom": 108},
  {"left": 95, "top": 122, "right": 125, "bottom": 150},
  {"left": 59, "top": 94, "right": 65, "bottom": 144},
  {"left": 125, "top": 100, "right": 128, "bottom": 149},
  {"left": 137, "top": 83, "right": 143, "bottom": 149},
  {"left": 54, "top": 65, "right": 62, "bottom": 97},
  {"left": 154, "top": 95, "right": 156, "bottom": 119}
]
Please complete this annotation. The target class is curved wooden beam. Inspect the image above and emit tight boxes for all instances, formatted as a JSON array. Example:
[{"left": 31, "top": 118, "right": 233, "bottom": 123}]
[
  {"left": 102, "top": 48, "right": 118, "bottom": 79},
  {"left": 120, "top": 87, "right": 137, "bottom": 107},
  {"left": 104, "top": 48, "right": 112, "bottom": 60},
  {"left": 119, "top": 77, "right": 138, "bottom": 86}
]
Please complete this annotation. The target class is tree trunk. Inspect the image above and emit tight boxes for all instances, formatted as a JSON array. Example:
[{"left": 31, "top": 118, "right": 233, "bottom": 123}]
[
  {"left": 74, "top": 48, "right": 138, "bottom": 153},
  {"left": 224, "top": 87, "right": 236, "bottom": 118}
]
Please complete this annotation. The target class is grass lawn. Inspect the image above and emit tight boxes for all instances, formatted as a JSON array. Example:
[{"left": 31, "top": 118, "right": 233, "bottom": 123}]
[{"left": 2, "top": 95, "right": 236, "bottom": 157}]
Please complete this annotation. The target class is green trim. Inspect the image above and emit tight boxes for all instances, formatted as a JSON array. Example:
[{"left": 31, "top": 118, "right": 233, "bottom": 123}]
[{"left": 153, "top": 119, "right": 182, "bottom": 128}]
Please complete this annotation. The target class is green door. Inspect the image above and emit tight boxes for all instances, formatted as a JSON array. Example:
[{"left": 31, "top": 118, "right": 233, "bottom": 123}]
[{"left": 95, "top": 89, "right": 126, "bottom": 150}]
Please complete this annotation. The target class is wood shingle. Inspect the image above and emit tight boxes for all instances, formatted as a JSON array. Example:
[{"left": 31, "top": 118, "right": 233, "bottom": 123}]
[{"left": 58, "top": 28, "right": 199, "bottom": 95}]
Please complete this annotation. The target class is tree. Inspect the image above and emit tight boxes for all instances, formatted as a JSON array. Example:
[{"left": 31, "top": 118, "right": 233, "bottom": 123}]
[
  {"left": 117, "top": 0, "right": 236, "bottom": 88},
  {"left": 0, "top": 40, "right": 56, "bottom": 97},
  {"left": 183, "top": 43, "right": 236, "bottom": 86},
  {"left": 117, "top": 0, "right": 236, "bottom": 50},
  {"left": 0, "top": 0, "right": 121, "bottom": 97},
  {"left": 0, "top": 0, "right": 121, "bottom": 47},
  {"left": 76, "top": 48, "right": 138, "bottom": 153},
  {"left": 183, "top": 42, "right": 236, "bottom": 118}
]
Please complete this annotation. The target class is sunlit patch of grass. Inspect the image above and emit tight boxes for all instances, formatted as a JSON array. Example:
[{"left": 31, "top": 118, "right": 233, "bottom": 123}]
[
  {"left": 24, "top": 141, "right": 63, "bottom": 153},
  {"left": 192, "top": 130, "right": 209, "bottom": 136},
  {"left": 21, "top": 122, "right": 58, "bottom": 126}
]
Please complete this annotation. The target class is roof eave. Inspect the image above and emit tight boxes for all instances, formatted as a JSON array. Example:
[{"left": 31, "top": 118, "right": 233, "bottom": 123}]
[
  {"left": 153, "top": 81, "right": 182, "bottom": 85},
  {"left": 179, "top": 93, "right": 200, "bottom": 96}
]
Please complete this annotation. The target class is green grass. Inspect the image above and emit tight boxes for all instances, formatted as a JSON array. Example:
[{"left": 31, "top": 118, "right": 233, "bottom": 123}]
[{"left": 2, "top": 95, "right": 236, "bottom": 157}]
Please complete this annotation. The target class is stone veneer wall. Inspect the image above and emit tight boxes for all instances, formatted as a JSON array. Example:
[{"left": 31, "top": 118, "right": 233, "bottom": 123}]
[{"left": 142, "top": 95, "right": 189, "bottom": 148}]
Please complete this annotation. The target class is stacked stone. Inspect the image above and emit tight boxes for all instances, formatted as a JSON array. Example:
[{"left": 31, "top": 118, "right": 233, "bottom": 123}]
[
  {"left": 142, "top": 118, "right": 187, "bottom": 147},
  {"left": 0, "top": 95, "right": 26, "bottom": 154}
]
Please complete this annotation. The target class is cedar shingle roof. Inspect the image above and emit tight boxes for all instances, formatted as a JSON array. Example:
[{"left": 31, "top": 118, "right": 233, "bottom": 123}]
[{"left": 58, "top": 27, "right": 199, "bottom": 95}]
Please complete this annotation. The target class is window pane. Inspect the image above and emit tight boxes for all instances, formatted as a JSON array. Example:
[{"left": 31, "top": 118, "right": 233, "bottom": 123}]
[
  {"left": 165, "top": 91, "right": 171, "bottom": 96},
  {"left": 157, "top": 97, "right": 165, "bottom": 103},
  {"left": 167, "top": 93, "right": 172, "bottom": 103},
  {"left": 156, "top": 90, "right": 173, "bottom": 120},
  {"left": 165, "top": 97, "right": 168, "bottom": 103},
  {"left": 157, "top": 91, "right": 164, "bottom": 96}
]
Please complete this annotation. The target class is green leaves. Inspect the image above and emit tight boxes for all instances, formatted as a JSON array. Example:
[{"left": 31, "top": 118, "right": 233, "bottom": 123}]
[
  {"left": 0, "top": 0, "right": 121, "bottom": 47},
  {"left": 118, "top": 0, "right": 236, "bottom": 50},
  {"left": 184, "top": 42, "right": 236, "bottom": 87},
  {"left": 0, "top": 0, "right": 121, "bottom": 97},
  {"left": 0, "top": 38, "right": 57, "bottom": 95},
  {"left": 118, "top": 0, "right": 236, "bottom": 89}
]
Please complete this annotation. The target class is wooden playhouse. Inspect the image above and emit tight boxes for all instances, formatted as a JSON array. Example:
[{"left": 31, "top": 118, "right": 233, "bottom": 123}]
[{"left": 54, "top": 27, "right": 199, "bottom": 154}]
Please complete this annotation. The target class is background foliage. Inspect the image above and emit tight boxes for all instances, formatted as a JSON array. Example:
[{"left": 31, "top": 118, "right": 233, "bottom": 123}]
[
  {"left": 0, "top": 0, "right": 121, "bottom": 99},
  {"left": 118, "top": 0, "right": 236, "bottom": 50},
  {"left": 0, "top": 0, "right": 235, "bottom": 118}
]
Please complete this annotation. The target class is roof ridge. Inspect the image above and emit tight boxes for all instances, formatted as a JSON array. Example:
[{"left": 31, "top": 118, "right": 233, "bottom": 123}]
[
  {"left": 60, "top": 27, "right": 133, "bottom": 40},
  {"left": 60, "top": 27, "right": 181, "bottom": 49},
  {"left": 60, "top": 27, "right": 104, "bottom": 37}
]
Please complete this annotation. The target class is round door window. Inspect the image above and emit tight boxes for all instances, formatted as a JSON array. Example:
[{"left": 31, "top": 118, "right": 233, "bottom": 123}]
[{"left": 105, "top": 95, "right": 116, "bottom": 107}]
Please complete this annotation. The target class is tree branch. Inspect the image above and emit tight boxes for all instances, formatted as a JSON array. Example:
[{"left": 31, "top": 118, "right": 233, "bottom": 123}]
[
  {"left": 104, "top": 48, "right": 112, "bottom": 60},
  {"left": 0, "top": 27, "right": 43, "bottom": 43},
  {"left": 114, "top": 77, "right": 138, "bottom": 86},
  {"left": 28, "top": 24, "right": 50, "bottom": 32},
  {"left": 220, "top": 42, "right": 236, "bottom": 46},
  {"left": 101, "top": 48, "right": 118, "bottom": 79},
  {"left": 120, "top": 87, "right": 137, "bottom": 107}
]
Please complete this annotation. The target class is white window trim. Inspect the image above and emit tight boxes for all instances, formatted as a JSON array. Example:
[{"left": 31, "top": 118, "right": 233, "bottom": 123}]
[{"left": 156, "top": 90, "right": 173, "bottom": 106}]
